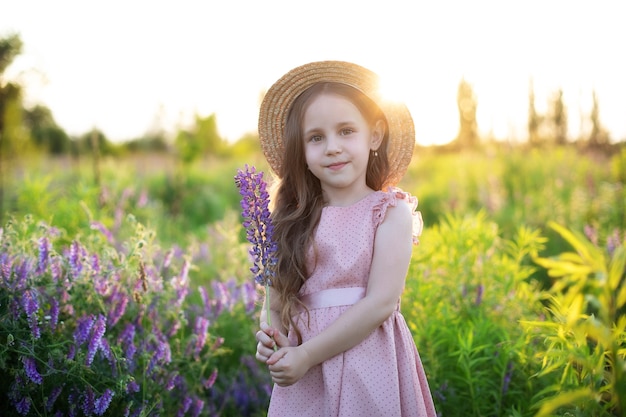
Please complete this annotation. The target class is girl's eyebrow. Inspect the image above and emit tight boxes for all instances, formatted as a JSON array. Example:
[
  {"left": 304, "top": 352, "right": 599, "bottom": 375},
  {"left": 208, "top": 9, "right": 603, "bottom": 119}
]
[{"left": 304, "top": 121, "right": 356, "bottom": 135}]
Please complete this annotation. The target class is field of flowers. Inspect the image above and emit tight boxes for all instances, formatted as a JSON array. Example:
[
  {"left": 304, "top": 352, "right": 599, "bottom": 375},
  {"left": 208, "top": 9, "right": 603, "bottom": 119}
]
[{"left": 1, "top": 145, "right": 625, "bottom": 416}]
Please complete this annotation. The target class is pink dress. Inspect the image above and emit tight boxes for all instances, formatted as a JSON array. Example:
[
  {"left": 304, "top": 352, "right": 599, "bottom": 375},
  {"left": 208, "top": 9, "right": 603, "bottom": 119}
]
[{"left": 268, "top": 189, "right": 437, "bottom": 417}]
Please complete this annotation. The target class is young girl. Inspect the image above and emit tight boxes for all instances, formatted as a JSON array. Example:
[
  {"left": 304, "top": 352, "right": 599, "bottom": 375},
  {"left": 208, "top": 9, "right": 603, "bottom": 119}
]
[{"left": 255, "top": 61, "right": 436, "bottom": 417}]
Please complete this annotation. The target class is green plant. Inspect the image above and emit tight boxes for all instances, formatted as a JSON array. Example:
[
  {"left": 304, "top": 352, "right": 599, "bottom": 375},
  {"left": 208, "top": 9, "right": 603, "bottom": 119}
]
[
  {"left": 404, "top": 212, "right": 548, "bottom": 416},
  {"left": 524, "top": 223, "right": 626, "bottom": 416}
]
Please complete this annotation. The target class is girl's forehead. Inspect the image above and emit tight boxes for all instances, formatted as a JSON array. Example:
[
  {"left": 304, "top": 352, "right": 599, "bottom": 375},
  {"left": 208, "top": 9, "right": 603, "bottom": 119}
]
[{"left": 304, "top": 94, "right": 364, "bottom": 121}]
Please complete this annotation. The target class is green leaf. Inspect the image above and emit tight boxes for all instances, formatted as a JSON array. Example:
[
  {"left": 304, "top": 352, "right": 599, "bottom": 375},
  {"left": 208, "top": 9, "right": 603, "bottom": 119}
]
[
  {"left": 534, "top": 387, "right": 595, "bottom": 417},
  {"left": 608, "top": 245, "right": 625, "bottom": 291}
]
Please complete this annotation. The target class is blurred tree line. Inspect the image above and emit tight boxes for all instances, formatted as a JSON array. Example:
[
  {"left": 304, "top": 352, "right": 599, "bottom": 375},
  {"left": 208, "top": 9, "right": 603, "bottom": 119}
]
[{"left": 0, "top": 32, "right": 621, "bottom": 161}]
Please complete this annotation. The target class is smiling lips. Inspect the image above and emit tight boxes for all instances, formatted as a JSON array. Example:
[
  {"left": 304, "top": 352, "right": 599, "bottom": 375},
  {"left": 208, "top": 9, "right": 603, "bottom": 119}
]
[{"left": 326, "top": 161, "right": 348, "bottom": 171}]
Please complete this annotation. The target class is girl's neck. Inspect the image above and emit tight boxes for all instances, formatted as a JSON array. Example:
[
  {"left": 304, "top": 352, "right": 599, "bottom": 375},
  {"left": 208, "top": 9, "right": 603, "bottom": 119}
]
[{"left": 323, "top": 186, "right": 375, "bottom": 208}]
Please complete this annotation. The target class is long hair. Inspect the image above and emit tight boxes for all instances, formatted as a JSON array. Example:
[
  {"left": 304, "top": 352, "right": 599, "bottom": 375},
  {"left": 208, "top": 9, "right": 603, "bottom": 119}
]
[{"left": 270, "top": 82, "right": 390, "bottom": 342}]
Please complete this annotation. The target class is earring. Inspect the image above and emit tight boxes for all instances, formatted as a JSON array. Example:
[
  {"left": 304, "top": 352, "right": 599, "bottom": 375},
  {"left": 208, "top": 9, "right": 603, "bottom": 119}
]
[{"left": 372, "top": 150, "right": 378, "bottom": 157}]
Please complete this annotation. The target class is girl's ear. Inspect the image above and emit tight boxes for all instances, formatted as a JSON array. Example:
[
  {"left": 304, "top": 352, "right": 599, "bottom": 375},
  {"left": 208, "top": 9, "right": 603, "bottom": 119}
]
[{"left": 370, "top": 119, "right": 385, "bottom": 151}]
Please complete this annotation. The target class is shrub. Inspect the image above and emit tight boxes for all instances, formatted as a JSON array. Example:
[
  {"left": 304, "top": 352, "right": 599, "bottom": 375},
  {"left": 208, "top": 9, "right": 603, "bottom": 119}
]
[{"left": 0, "top": 213, "right": 269, "bottom": 416}]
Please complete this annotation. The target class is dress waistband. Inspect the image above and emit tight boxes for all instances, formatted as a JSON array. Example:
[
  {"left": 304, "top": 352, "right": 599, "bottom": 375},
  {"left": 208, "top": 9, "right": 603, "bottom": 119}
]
[{"left": 299, "top": 287, "right": 366, "bottom": 310}]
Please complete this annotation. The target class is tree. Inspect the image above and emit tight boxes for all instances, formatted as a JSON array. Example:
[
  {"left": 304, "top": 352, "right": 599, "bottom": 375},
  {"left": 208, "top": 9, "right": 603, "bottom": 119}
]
[
  {"left": 527, "top": 78, "right": 543, "bottom": 146},
  {"left": 454, "top": 79, "right": 479, "bottom": 148},
  {"left": 548, "top": 89, "right": 568, "bottom": 145},
  {"left": 588, "top": 90, "right": 610, "bottom": 149},
  {"left": 24, "top": 104, "right": 70, "bottom": 154},
  {"left": 0, "top": 33, "right": 25, "bottom": 223}
]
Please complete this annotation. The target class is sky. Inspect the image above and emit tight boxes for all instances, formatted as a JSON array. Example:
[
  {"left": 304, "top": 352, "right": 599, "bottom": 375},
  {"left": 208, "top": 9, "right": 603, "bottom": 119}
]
[{"left": 1, "top": 0, "right": 625, "bottom": 145}]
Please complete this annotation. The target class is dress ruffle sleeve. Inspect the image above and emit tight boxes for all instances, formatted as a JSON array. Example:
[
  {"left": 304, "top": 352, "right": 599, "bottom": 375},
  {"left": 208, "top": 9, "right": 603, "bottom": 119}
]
[{"left": 372, "top": 188, "right": 424, "bottom": 245}]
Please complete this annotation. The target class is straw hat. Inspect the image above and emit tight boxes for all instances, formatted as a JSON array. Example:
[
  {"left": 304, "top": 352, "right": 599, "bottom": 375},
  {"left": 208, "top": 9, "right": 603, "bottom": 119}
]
[{"left": 258, "top": 60, "right": 415, "bottom": 186}]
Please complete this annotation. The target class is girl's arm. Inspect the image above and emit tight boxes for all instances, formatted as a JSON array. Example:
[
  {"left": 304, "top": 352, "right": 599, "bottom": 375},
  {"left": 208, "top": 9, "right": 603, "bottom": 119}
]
[{"left": 266, "top": 199, "right": 414, "bottom": 386}]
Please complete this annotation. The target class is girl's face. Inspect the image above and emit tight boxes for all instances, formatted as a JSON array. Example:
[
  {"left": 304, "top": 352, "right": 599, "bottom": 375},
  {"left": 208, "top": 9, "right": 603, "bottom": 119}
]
[{"left": 302, "top": 93, "right": 383, "bottom": 206}]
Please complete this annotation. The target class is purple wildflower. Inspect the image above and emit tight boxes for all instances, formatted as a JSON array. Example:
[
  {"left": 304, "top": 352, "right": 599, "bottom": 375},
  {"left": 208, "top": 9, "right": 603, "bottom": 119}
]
[
  {"left": 74, "top": 315, "right": 95, "bottom": 346},
  {"left": 126, "top": 380, "right": 140, "bottom": 394},
  {"left": 475, "top": 284, "right": 484, "bottom": 306},
  {"left": 21, "top": 289, "right": 41, "bottom": 339},
  {"left": 94, "top": 389, "right": 115, "bottom": 415},
  {"left": 204, "top": 368, "right": 218, "bottom": 389},
  {"left": 107, "top": 291, "right": 129, "bottom": 326},
  {"left": 87, "top": 314, "right": 106, "bottom": 366},
  {"left": 173, "top": 259, "right": 190, "bottom": 307},
  {"left": 47, "top": 385, "right": 64, "bottom": 411},
  {"left": 191, "top": 398, "right": 205, "bottom": 417},
  {"left": 67, "top": 344, "right": 76, "bottom": 361},
  {"left": 17, "top": 259, "right": 32, "bottom": 287},
  {"left": 234, "top": 165, "right": 278, "bottom": 287},
  {"left": 199, "top": 286, "right": 212, "bottom": 318},
  {"left": 177, "top": 396, "right": 193, "bottom": 417},
  {"left": 46, "top": 297, "right": 59, "bottom": 331},
  {"left": 502, "top": 361, "right": 514, "bottom": 395},
  {"left": 23, "top": 356, "right": 43, "bottom": 384},
  {"left": 193, "top": 316, "right": 210, "bottom": 360},
  {"left": 607, "top": 229, "right": 620, "bottom": 257},
  {"left": 81, "top": 387, "right": 96, "bottom": 415},
  {"left": 37, "top": 236, "right": 51, "bottom": 274},
  {"left": 119, "top": 324, "right": 137, "bottom": 366},
  {"left": 15, "top": 396, "right": 31, "bottom": 415},
  {"left": 91, "top": 221, "right": 115, "bottom": 243},
  {"left": 584, "top": 224, "right": 598, "bottom": 246}
]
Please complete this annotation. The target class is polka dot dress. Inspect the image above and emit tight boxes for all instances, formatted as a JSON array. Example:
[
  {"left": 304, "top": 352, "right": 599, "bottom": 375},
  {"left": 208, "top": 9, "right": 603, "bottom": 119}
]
[{"left": 268, "top": 190, "right": 437, "bottom": 417}]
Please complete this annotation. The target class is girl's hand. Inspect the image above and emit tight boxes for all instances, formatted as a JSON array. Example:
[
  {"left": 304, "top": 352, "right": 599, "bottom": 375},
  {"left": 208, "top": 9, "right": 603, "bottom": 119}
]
[
  {"left": 266, "top": 346, "right": 312, "bottom": 387},
  {"left": 255, "top": 322, "right": 289, "bottom": 363}
]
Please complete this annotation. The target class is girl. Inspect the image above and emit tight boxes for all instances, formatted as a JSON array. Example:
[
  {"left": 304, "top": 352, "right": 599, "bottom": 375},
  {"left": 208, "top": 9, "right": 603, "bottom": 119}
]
[{"left": 255, "top": 61, "right": 436, "bottom": 417}]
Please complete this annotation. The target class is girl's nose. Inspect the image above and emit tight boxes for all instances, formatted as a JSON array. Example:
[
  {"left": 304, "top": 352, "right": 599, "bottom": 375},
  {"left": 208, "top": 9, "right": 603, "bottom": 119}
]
[{"left": 325, "top": 135, "right": 342, "bottom": 155}]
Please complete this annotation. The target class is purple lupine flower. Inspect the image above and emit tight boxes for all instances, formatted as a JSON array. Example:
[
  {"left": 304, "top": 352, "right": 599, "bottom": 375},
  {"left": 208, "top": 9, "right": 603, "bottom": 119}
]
[
  {"left": 46, "top": 297, "right": 59, "bottom": 331},
  {"left": 68, "top": 240, "right": 83, "bottom": 276},
  {"left": 37, "top": 236, "right": 51, "bottom": 274},
  {"left": 126, "top": 380, "right": 140, "bottom": 394},
  {"left": 107, "top": 291, "right": 129, "bottom": 327},
  {"left": 91, "top": 253, "right": 102, "bottom": 275},
  {"left": 74, "top": 315, "right": 96, "bottom": 346},
  {"left": 176, "top": 396, "right": 193, "bottom": 417},
  {"left": 119, "top": 324, "right": 137, "bottom": 366},
  {"left": 81, "top": 387, "right": 96, "bottom": 415},
  {"left": 502, "top": 361, "right": 514, "bottom": 395},
  {"left": 235, "top": 165, "right": 278, "bottom": 287},
  {"left": 91, "top": 221, "right": 115, "bottom": 243},
  {"left": 174, "top": 259, "right": 190, "bottom": 305},
  {"left": 21, "top": 289, "right": 41, "bottom": 339},
  {"left": 584, "top": 224, "right": 598, "bottom": 246},
  {"left": 191, "top": 398, "right": 205, "bottom": 417},
  {"left": 203, "top": 368, "right": 218, "bottom": 389},
  {"left": 94, "top": 389, "right": 114, "bottom": 415},
  {"left": 15, "top": 396, "right": 31, "bottom": 415},
  {"left": 50, "top": 257, "right": 63, "bottom": 282},
  {"left": 23, "top": 356, "right": 43, "bottom": 384},
  {"left": 47, "top": 385, "right": 64, "bottom": 411},
  {"left": 199, "top": 286, "right": 212, "bottom": 318},
  {"left": 17, "top": 258, "right": 32, "bottom": 286},
  {"left": 0, "top": 252, "right": 11, "bottom": 284},
  {"left": 162, "top": 249, "right": 174, "bottom": 270},
  {"left": 87, "top": 314, "right": 106, "bottom": 366},
  {"left": 241, "top": 281, "right": 258, "bottom": 313},
  {"left": 67, "top": 344, "right": 76, "bottom": 361},
  {"left": 475, "top": 284, "right": 484, "bottom": 306},
  {"left": 607, "top": 229, "right": 620, "bottom": 257},
  {"left": 193, "top": 316, "right": 210, "bottom": 360}
]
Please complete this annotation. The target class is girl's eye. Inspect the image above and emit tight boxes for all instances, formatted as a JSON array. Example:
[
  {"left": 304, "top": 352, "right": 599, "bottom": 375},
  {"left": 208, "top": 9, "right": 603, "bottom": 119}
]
[
  {"left": 340, "top": 128, "right": 354, "bottom": 136},
  {"left": 309, "top": 135, "right": 322, "bottom": 143}
]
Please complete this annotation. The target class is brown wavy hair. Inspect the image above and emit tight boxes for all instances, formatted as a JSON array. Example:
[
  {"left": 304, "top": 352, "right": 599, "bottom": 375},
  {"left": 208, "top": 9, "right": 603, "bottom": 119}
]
[{"left": 270, "top": 82, "right": 390, "bottom": 343}]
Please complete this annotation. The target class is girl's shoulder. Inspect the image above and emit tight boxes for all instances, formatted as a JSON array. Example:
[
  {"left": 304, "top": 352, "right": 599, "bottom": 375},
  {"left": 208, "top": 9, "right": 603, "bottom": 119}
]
[{"left": 373, "top": 187, "right": 423, "bottom": 245}]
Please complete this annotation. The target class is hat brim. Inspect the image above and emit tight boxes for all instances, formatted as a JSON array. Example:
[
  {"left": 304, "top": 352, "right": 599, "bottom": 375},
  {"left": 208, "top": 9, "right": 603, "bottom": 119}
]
[{"left": 258, "top": 60, "right": 415, "bottom": 186}]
